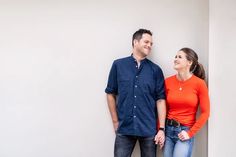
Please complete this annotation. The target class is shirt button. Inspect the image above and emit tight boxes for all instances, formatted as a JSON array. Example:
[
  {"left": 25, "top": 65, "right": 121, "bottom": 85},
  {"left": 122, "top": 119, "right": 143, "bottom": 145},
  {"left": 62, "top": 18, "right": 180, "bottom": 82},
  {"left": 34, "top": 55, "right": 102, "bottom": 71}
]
[
  {"left": 134, "top": 95, "right": 136, "bottom": 98},
  {"left": 136, "top": 65, "right": 138, "bottom": 68},
  {"left": 136, "top": 76, "right": 138, "bottom": 78},
  {"left": 135, "top": 85, "right": 137, "bottom": 88},
  {"left": 134, "top": 106, "right": 136, "bottom": 108},
  {"left": 133, "top": 115, "right": 136, "bottom": 118}
]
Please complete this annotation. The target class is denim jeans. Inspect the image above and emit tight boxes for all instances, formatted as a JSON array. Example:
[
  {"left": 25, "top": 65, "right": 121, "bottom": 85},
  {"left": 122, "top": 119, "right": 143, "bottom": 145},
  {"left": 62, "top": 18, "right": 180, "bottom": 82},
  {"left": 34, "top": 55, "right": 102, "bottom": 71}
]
[
  {"left": 114, "top": 133, "right": 156, "bottom": 157},
  {"left": 163, "top": 125, "right": 194, "bottom": 157}
]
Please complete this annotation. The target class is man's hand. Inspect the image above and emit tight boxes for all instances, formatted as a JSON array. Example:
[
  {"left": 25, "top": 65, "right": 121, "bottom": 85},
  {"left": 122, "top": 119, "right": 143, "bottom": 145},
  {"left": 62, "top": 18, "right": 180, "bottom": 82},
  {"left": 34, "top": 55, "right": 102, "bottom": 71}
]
[
  {"left": 113, "top": 121, "right": 119, "bottom": 132},
  {"left": 154, "top": 130, "right": 165, "bottom": 149}
]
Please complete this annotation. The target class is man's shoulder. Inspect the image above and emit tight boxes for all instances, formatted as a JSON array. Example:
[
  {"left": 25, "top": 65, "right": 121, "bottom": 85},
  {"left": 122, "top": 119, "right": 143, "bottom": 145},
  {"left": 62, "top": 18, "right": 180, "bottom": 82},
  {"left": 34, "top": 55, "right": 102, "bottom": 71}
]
[
  {"left": 146, "top": 59, "right": 162, "bottom": 71},
  {"left": 114, "top": 56, "right": 132, "bottom": 64}
]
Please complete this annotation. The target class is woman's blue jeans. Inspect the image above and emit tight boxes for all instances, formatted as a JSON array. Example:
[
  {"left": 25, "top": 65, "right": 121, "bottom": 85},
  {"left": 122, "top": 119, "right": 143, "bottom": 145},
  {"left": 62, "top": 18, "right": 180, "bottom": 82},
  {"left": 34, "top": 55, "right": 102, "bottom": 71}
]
[
  {"left": 114, "top": 133, "right": 156, "bottom": 157},
  {"left": 163, "top": 125, "right": 194, "bottom": 157}
]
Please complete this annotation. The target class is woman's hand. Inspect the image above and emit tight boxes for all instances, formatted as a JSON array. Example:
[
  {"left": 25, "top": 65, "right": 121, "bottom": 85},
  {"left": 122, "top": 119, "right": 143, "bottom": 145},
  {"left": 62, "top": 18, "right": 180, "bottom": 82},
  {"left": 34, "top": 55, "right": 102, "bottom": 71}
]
[{"left": 178, "top": 130, "right": 190, "bottom": 141}]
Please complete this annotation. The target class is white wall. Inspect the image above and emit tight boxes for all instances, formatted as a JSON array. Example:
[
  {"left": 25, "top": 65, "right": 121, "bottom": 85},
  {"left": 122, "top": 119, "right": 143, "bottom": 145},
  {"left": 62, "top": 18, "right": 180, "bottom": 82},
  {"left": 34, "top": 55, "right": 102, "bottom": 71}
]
[
  {"left": 209, "top": 0, "right": 236, "bottom": 156},
  {"left": 0, "top": 1, "right": 208, "bottom": 157}
]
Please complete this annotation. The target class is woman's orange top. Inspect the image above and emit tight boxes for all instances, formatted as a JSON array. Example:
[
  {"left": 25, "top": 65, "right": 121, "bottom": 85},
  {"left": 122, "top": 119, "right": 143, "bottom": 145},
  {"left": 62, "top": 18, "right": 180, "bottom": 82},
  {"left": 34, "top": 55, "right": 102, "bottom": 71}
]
[{"left": 165, "top": 75, "right": 210, "bottom": 138}]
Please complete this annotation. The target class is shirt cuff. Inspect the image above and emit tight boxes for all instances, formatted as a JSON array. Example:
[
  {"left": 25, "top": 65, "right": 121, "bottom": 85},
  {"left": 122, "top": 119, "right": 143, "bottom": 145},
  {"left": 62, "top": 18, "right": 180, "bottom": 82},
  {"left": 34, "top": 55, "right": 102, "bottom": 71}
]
[{"left": 105, "top": 87, "right": 117, "bottom": 94}]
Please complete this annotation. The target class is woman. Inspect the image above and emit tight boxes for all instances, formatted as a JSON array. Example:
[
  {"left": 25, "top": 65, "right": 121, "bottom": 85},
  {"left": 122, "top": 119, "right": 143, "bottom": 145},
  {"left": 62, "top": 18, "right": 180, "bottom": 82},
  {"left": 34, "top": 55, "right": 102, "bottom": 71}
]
[{"left": 163, "top": 48, "right": 210, "bottom": 157}]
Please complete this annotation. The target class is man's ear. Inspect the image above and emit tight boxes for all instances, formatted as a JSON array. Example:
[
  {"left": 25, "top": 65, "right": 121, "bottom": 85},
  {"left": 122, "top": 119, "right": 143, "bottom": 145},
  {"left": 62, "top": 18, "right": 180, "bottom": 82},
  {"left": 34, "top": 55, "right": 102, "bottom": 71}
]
[{"left": 133, "top": 39, "right": 138, "bottom": 46}]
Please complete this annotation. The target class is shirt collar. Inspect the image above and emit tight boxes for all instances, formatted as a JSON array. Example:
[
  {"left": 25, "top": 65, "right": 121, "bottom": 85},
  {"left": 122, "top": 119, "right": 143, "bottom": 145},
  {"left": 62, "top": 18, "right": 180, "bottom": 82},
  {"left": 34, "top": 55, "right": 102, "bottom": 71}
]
[{"left": 130, "top": 54, "right": 147, "bottom": 63}]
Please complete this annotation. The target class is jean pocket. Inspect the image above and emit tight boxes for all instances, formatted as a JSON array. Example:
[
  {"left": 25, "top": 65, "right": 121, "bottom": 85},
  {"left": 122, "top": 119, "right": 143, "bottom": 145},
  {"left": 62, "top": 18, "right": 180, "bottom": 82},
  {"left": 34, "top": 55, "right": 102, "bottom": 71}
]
[{"left": 180, "top": 126, "right": 190, "bottom": 132}]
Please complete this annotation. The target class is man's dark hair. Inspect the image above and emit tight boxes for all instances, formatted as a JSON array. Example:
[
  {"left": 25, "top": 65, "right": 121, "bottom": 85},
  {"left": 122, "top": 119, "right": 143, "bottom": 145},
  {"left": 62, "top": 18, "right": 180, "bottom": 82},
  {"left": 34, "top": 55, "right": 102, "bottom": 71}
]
[{"left": 132, "top": 29, "right": 152, "bottom": 47}]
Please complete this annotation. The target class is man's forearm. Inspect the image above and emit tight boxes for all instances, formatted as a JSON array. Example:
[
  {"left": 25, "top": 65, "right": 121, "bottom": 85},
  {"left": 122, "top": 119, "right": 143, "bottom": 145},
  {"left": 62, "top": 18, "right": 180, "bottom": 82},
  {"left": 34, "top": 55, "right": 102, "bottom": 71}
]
[
  {"left": 157, "top": 99, "right": 166, "bottom": 128},
  {"left": 107, "top": 94, "right": 118, "bottom": 123}
]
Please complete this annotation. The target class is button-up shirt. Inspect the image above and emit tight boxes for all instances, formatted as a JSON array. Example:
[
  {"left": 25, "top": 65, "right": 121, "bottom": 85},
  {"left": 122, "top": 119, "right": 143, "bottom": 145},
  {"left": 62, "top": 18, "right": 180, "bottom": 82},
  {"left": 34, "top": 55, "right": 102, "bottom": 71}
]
[{"left": 105, "top": 55, "right": 165, "bottom": 136}]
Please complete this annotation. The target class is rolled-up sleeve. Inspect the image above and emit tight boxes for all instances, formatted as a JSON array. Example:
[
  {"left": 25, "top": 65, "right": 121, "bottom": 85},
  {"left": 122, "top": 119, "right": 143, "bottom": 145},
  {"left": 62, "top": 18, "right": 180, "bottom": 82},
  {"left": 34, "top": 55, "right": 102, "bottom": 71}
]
[
  {"left": 154, "top": 68, "right": 166, "bottom": 101},
  {"left": 105, "top": 61, "right": 118, "bottom": 94}
]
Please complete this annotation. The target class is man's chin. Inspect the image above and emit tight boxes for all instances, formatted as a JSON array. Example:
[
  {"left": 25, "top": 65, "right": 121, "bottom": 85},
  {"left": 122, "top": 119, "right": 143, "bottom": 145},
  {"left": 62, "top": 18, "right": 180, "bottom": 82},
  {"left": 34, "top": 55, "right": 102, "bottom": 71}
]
[{"left": 144, "top": 51, "right": 151, "bottom": 56}]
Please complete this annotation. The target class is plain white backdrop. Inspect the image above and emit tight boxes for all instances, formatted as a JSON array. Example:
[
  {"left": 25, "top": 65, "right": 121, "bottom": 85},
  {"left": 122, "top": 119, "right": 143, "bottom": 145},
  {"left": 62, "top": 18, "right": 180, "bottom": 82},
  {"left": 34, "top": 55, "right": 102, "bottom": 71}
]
[
  {"left": 209, "top": 0, "right": 236, "bottom": 156},
  {"left": 1, "top": 0, "right": 235, "bottom": 157}
]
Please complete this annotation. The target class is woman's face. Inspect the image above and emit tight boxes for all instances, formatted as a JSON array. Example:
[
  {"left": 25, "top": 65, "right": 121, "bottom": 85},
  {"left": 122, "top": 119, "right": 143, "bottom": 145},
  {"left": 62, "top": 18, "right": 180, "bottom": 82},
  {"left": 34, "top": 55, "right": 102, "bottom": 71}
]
[{"left": 173, "top": 51, "right": 192, "bottom": 71}]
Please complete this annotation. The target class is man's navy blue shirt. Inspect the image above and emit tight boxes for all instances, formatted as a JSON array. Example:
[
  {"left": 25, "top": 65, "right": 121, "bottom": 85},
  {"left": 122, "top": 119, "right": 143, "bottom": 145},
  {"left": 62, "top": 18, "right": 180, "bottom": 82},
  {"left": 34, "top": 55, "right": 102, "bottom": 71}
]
[{"left": 105, "top": 55, "right": 165, "bottom": 137}]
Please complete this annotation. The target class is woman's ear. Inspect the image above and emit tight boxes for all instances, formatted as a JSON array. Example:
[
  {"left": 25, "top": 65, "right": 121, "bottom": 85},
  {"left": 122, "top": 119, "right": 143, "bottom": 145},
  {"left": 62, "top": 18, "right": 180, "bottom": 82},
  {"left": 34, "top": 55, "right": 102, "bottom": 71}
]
[{"left": 188, "top": 60, "right": 193, "bottom": 66}]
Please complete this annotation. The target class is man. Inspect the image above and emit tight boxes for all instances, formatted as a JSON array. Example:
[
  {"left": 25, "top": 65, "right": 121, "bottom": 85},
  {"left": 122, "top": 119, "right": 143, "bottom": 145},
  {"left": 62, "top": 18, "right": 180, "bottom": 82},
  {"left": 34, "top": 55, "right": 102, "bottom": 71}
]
[{"left": 105, "top": 29, "right": 166, "bottom": 157}]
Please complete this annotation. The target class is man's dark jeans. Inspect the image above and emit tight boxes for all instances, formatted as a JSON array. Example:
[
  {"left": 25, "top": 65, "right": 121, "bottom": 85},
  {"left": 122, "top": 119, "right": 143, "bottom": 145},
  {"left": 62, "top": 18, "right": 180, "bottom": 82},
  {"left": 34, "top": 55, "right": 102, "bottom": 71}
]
[{"left": 114, "top": 133, "right": 156, "bottom": 157}]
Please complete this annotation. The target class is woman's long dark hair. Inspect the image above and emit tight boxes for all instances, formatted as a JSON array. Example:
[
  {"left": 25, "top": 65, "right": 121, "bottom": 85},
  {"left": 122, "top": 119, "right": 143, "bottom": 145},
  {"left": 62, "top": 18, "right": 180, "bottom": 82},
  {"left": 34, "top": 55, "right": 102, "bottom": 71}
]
[{"left": 179, "top": 47, "right": 206, "bottom": 80}]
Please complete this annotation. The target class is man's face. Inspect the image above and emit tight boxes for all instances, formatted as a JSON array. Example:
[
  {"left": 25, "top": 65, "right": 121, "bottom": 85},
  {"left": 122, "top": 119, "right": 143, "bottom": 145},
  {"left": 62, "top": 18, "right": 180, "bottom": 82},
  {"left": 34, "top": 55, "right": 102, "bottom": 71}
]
[{"left": 134, "top": 33, "right": 153, "bottom": 57}]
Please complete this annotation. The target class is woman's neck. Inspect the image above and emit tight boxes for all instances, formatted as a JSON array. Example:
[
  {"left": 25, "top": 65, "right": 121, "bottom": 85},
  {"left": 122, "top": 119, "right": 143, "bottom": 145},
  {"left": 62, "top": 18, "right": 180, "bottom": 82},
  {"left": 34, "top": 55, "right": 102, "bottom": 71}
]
[{"left": 176, "top": 71, "right": 192, "bottom": 81}]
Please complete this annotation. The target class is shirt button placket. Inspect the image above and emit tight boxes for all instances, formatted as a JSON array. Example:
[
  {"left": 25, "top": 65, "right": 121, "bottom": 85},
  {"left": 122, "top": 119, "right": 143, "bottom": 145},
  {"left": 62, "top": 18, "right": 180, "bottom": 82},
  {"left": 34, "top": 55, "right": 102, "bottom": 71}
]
[
  {"left": 134, "top": 61, "right": 139, "bottom": 133},
  {"left": 133, "top": 61, "right": 139, "bottom": 123},
  {"left": 133, "top": 72, "right": 139, "bottom": 121}
]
